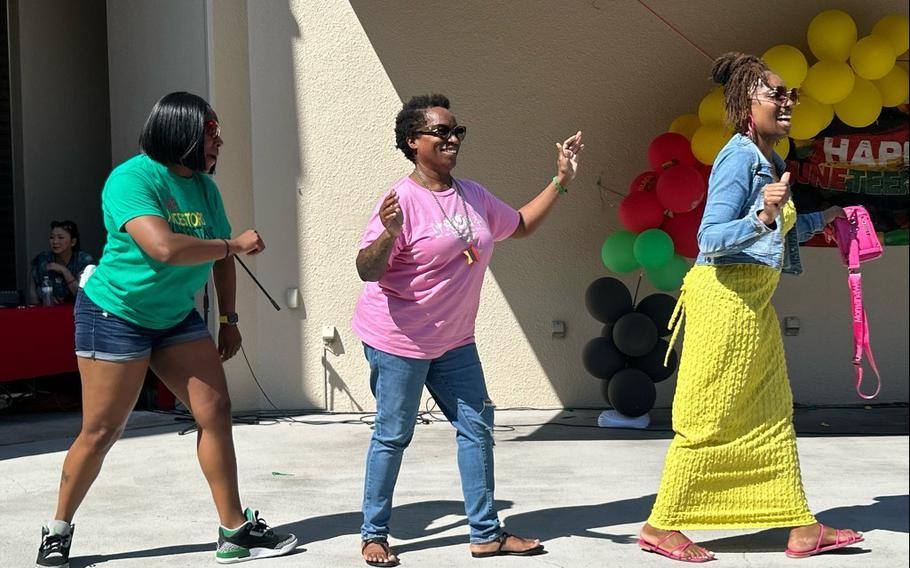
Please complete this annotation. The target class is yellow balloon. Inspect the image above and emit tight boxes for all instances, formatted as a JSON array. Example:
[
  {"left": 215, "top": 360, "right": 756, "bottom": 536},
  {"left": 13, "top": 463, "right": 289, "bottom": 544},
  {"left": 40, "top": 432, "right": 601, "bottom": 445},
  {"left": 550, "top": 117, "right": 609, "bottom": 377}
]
[
  {"left": 898, "top": 57, "right": 910, "bottom": 103},
  {"left": 834, "top": 77, "right": 883, "bottom": 128},
  {"left": 802, "top": 61, "right": 855, "bottom": 104},
  {"left": 874, "top": 65, "right": 910, "bottom": 107},
  {"left": 789, "top": 94, "right": 834, "bottom": 140},
  {"left": 774, "top": 137, "right": 790, "bottom": 159},
  {"left": 872, "top": 14, "right": 910, "bottom": 56},
  {"left": 807, "top": 10, "right": 857, "bottom": 62},
  {"left": 691, "top": 124, "right": 732, "bottom": 165},
  {"left": 850, "top": 35, "right": 896, "bottom": 80},
  {"left": 669, "top": 113, "right": 701, "bottom": 141},
  {"left": 698, "top": 87, "right": 725, "bottom": 126},
  {"left": 763, "top": 45, "right": 808, "bottom": 87}
]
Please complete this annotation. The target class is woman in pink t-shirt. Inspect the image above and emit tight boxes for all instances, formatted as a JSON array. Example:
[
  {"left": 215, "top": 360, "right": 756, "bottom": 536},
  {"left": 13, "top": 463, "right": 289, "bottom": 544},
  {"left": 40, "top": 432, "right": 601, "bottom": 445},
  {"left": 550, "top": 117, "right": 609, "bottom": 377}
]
[{"left": 353, "top": 94, "right": 582, "bottom": 567}]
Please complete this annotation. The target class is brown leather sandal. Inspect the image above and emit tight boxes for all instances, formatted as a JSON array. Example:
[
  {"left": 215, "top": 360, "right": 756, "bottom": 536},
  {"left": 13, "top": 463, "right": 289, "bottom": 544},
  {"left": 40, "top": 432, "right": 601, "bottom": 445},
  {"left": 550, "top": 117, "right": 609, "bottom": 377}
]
[{"left": 361, "top": 537, "right": 400, "bottom": 567}]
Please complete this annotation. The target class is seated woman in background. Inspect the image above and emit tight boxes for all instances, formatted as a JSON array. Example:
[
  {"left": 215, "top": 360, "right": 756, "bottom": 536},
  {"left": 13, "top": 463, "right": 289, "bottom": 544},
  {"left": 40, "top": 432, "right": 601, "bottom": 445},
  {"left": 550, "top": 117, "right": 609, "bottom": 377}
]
[{"left": 30, "top": 220, "right": 96, "bottom": 304}]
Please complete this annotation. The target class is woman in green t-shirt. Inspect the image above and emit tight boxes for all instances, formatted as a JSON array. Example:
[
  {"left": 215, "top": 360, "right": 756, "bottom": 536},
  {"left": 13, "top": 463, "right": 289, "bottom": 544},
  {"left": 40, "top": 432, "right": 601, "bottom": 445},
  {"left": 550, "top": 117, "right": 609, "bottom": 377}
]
[{"left": 36, "top": 93, "right": 297, "bottom": 568}]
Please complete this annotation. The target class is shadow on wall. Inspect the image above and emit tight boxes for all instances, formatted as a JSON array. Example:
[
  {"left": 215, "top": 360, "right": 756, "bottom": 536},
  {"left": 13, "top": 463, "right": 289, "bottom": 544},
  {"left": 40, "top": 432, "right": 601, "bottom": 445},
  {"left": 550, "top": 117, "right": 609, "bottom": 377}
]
[
  {"left": 243, "top": 1, "right": 309, "bottom": 410},
  {"left": 348, "top": 0, "right": 910, "bottom": 408}
]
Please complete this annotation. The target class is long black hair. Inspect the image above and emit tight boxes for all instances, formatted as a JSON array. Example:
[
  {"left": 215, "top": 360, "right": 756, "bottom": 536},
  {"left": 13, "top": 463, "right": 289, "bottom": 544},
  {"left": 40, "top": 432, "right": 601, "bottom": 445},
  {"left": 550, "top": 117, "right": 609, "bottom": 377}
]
[{"left": 139, "top": 92, "right": 212, "bottom": 172}]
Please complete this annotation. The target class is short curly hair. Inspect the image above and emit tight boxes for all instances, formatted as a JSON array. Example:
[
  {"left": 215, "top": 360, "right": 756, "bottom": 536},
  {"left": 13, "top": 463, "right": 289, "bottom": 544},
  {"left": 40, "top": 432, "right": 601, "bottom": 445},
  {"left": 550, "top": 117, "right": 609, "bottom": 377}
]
[{"left": 395, "top": 94, "right": 451, "bottom": 162}]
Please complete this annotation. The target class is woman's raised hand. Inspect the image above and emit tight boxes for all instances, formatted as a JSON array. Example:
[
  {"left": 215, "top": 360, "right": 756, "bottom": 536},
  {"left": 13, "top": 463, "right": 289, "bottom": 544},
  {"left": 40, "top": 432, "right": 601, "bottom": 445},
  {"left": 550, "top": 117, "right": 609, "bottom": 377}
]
[
  {"left": 556, "top": 131, "right": 584, "bottom": 184},
  {"left": 380, "top": 190, "right": 403, "bottom": 238}
]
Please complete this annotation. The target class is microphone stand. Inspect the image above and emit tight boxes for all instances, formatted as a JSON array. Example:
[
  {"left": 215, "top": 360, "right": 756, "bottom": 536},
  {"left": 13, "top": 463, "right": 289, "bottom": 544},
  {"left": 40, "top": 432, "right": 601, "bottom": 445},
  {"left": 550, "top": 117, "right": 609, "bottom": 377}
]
[{"left": 234, "top": 256, "right": 281, "bottom": 311}]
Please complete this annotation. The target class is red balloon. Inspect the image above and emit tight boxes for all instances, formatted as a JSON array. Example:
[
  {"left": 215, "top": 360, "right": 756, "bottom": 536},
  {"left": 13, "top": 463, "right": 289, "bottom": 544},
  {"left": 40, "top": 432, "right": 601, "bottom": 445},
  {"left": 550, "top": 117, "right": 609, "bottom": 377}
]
[
  {"left": 619, "top": 191, "right": 666, "bottom": 233},
  {"left": 656, "top": 164, "right": 707, "bottom": 213},
  {"left": 648, "top": 132, "right": 697, "bottom": 171},
  {"left": 628, "top": 171, "right": 658, "bottom": 194},
  {"left": 698, "top": 163, "right": 712, "bottom": 183},
  {"left": 662, "top": 203, "right": 705, "bottom": 258}
]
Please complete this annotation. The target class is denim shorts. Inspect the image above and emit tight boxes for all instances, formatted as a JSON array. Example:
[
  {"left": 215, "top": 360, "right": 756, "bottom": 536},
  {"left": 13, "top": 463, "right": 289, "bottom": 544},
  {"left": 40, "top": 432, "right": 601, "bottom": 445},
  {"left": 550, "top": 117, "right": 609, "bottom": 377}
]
[{"left": 74, "top": 291, "right": 211, "bottom": 362}]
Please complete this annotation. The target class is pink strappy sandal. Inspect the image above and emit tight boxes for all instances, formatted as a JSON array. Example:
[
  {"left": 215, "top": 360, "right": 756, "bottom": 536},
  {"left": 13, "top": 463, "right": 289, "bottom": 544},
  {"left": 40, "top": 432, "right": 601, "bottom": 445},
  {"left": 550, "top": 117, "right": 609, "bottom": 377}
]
[
  {"left": 639, "top": 531, "right": 716, "bottom": 563},
  {"left": 785, "top": 523, "right": 864, "bottom": 558}
]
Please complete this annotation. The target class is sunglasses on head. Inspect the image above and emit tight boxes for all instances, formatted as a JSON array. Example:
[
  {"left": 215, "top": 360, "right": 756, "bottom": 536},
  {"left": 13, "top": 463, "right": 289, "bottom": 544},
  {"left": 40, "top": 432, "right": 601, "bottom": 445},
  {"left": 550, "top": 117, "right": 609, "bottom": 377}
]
[
  {"left": 415, "top": 124, "right": 467, "bottom": 141},
  {"left": 754, "top": 84, "right": 800, "bottom": 106},
  {"left": 204, "top": 119, "right": 221, "bottom": 138}
]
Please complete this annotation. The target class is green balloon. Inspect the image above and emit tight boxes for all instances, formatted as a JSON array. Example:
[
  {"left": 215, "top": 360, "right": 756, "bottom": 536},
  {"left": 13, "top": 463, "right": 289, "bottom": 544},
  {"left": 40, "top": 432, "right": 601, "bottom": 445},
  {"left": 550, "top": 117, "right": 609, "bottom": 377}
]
[
  {"left": 884, "top": 229, "right": 909, "bottom": 246},
  {"left": 633, "top": 229, "right": 674, "bottom": 269},
  {"left": 646, "top": 254, "right": 690, "bottom": 291},
  {"left": 601, "top": 231, "right": 640, "bottom": 273}
]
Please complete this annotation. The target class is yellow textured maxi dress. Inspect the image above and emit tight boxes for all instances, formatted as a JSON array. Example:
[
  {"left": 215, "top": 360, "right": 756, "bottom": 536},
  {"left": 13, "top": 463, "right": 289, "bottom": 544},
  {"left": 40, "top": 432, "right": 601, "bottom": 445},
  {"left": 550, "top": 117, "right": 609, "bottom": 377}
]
[{"left": 648, "top": 201, "right": 817, "bottom": 529}]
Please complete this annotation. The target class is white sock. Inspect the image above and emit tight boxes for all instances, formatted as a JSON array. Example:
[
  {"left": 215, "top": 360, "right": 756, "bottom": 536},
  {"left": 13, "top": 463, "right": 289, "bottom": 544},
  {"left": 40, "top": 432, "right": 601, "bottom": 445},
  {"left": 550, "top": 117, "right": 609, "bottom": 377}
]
[
  {"left": 221, "top": 520, "right": 249, "bottom": 533},
  {"left": 46, "top": 520, "right": 71, "bottom": 536}
]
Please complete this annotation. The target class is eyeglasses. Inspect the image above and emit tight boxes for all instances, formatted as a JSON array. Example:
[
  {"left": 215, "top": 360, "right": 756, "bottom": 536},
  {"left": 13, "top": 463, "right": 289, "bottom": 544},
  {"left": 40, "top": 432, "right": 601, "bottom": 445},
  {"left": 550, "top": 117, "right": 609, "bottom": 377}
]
[
  {"left": 414, "top": 124, "right": 467, "bottom": 141},
  {"left": 753, "top": 85, "right": 800, "bottom": 106},
  {"left": 204, "top": 119, "right": 221, "bottom": 138}
]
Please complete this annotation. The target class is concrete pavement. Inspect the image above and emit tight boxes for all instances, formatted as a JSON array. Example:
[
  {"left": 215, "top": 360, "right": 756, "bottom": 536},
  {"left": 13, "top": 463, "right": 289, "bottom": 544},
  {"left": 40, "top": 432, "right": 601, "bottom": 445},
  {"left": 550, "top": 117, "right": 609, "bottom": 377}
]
[{"left": 1, "top": 408, "right": 907, "bottom": 567}]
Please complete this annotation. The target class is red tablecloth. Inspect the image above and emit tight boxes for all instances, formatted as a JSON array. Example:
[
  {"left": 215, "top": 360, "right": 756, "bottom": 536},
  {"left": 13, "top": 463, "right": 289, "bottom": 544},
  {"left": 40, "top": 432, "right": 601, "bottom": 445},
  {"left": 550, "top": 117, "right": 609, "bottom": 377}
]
[{"left": 0, "top": 305, "right": 77, "bottom": 382}]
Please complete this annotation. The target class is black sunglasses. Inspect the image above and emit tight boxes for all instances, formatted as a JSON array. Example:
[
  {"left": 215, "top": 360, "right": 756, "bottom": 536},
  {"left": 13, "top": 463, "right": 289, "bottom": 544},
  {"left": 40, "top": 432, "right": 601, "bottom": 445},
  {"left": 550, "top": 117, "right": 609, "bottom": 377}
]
[{"left": 414, "top": 124, "right": 467, "bottom": 141}]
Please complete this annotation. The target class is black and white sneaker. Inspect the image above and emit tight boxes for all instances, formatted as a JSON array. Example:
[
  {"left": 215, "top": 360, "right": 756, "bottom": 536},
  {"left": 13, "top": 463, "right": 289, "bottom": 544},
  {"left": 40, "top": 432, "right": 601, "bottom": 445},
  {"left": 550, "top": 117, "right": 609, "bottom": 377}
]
[
  {"left": 36, "top": 522, "right": 74, "bottom": 568},
  {"left": 216, "top": 508, "right": 297, "bottom": 564}
]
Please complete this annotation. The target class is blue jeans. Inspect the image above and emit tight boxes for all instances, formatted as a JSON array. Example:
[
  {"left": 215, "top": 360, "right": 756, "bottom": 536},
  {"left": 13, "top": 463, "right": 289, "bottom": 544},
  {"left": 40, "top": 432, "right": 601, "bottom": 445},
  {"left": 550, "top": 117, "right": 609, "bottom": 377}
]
[{"left": 361, "top": 343, "right": 501, "bottom": 544}]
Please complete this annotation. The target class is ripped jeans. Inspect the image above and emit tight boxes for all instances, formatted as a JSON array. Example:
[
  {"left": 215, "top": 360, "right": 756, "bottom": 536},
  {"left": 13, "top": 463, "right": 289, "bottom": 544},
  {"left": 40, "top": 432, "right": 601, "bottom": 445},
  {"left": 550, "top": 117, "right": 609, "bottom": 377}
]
[{"left": 361, "top": 342, "right": 501, "bottom": 544}]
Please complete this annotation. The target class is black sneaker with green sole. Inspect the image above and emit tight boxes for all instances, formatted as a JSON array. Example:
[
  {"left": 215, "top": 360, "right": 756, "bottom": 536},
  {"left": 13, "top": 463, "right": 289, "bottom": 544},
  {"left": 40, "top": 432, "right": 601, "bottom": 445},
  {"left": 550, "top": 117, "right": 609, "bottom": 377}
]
[{"left": 216, "top": 508, "right": 297, "bottom": 564}]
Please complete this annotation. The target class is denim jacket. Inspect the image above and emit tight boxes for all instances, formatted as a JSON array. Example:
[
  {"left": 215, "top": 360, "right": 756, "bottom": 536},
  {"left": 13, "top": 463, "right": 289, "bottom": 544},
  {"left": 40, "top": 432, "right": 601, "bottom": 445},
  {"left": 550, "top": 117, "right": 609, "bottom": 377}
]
[{"left": 695, "top": 133, "right": 825, "bottom": 275}]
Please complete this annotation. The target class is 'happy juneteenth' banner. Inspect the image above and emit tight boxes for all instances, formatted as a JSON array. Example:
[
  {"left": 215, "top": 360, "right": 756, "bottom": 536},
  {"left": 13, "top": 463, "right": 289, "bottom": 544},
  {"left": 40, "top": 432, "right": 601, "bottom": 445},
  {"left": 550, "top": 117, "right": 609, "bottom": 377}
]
[{"left": 787, "top": 106, "right": 909, "bottom": 246}]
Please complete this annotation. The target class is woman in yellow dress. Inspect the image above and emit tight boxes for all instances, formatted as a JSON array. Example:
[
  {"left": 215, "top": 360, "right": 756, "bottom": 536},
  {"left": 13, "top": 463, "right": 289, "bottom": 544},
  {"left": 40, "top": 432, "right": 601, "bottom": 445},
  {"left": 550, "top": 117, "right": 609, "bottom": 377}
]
[{"left": 637, "top": 52, "right": 864, "bottom": 562}]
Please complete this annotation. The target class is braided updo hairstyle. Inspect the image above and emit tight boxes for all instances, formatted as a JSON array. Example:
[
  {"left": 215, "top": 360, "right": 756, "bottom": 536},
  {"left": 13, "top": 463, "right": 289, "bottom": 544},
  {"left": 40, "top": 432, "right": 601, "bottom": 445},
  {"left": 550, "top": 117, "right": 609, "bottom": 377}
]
[{"left": 711, "top": 52, "right": 771, "bottom": 134}]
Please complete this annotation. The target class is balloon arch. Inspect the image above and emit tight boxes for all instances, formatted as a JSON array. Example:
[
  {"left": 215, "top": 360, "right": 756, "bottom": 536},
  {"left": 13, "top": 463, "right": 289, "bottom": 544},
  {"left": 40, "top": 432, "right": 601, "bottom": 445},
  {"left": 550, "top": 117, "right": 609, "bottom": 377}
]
[{"left": 586, "top": 10, "right": 909, "bottom": 419}]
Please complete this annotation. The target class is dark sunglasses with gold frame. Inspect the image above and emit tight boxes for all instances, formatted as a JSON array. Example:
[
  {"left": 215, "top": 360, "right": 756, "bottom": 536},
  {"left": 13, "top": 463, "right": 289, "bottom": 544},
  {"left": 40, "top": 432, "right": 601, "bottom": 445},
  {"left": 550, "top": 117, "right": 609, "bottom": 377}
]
[
  {"left": 414, "top": 124, "right": 467, "bottom": 141},
  {"left": 753, "top": 83, "right": 800, "bottom": 106}
]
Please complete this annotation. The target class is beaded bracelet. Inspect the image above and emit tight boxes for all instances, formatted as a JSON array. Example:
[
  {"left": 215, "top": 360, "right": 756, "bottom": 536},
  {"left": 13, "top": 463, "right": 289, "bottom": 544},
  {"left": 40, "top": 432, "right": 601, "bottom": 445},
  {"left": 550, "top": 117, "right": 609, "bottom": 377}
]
[{"left": 552, "top": 176, "right": 568, "bottom": 194}]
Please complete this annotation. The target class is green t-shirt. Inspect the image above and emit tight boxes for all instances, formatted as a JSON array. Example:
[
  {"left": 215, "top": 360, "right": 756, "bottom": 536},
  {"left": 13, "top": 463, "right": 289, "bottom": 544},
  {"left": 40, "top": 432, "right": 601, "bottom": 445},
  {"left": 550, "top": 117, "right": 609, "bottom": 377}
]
[{"left": 84, "top": 154, "right": 232, "bottom": 329}]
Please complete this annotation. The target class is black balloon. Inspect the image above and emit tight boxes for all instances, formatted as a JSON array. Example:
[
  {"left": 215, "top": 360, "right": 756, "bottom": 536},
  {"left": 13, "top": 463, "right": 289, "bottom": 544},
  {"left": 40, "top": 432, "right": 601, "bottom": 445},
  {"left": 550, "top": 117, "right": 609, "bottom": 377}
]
[
  {"left": 598, "top": 378, "right": 611, "bottom": 406},
  {"left": 607, "top": 368, "right": 657, "bottom": 417},
  {"left": 635, "top": 293, "right": 677, "bottom": 337},
  {"left": 631, "top": 339, "right": 678, "bottom": 383},
  {"left": 585, "top": 277, "right": 633, "bottom": 324},
  {"left": 612, "top": 312, "right": 658, "bottom": 357},
  {"left": 582, "top": 336, "right": 627, "bottom": 380}
]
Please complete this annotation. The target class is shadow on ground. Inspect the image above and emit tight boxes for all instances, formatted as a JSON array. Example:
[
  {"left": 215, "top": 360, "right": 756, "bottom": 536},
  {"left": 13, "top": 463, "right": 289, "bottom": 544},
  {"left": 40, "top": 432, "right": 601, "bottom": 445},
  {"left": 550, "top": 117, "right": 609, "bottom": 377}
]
[
  {"left": 508, "top": 406, "right": 909, "bottom": 442},
  {"left": 65, "top": 494, "right": 908, "bottom": 565}
]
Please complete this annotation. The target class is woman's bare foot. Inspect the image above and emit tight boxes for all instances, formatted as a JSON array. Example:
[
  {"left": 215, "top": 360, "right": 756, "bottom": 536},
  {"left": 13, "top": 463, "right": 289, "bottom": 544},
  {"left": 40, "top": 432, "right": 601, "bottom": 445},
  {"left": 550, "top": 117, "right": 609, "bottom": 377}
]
[
  {"left": 361, "top": 538, "right": 399, "bottom": 567},
  {"left": 469, "top": 532, "right": 543, "bottom": 557},
  {"left": 639, "top": 523, "right": 714, "bottom": 561},
  {"left": 787, "top": 523, "right": 863, "bottom": 555}
]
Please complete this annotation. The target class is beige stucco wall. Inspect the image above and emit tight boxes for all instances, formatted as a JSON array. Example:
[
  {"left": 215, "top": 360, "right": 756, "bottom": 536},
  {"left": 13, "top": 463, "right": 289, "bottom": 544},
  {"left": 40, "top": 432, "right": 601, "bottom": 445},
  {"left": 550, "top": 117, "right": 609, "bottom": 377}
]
[
  {"left": 15, "top": 0, "right": 109, "bottom": 290},
  {"left": 209, "top": 0, "right": 260, "bottom": 408},
  {"left": 222, "top": 0, "right": 909, "bottom": 411},
  {"left": 106, "top": 0, "right": 209, "bottom": 167}
]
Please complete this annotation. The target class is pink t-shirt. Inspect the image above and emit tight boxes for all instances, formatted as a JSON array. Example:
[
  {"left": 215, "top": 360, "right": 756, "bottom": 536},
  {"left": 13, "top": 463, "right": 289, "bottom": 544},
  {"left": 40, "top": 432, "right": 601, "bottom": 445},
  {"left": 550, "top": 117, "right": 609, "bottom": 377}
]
[{"left": 352, "top": 176, "right": 521, "bottom": 359}]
